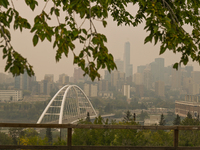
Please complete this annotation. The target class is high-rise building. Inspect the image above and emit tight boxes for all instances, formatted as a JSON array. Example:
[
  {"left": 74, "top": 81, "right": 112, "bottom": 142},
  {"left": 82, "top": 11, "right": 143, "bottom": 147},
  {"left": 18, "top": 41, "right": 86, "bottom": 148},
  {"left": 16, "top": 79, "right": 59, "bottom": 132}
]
[
  {"left": 98, "top": 80, "right": 108, "bottom": 92},
  {"left": 44, "top": 74, "right": 54, "bottom": 82},
  {"left": 150, "top": 58, "right": 165, "bottom": 82},
  {"left": 137, "top": 65, "right": 146, "bottom": 73},
  {"left": 123, "top": 84, "right": 130, "bottom": 99},
  {"left": 135, "top": 85, "right": 144, "bottom": 97},
  {"left": 83, "top": 83, "right": 97, "bottom": 97},
  {"left": 59, "top": 74, "right": 69, "bottom": 85},
  {"left": 73, "top": 68, "right": 84, "bottom": 83},
  {"left": 191, "top": 71, "right": 200, "bottom": 84},
  {"left": 115, "top": 59, "right": 124, "bottom": 73},
  {"left": 155, "top": 58, "right": 165, "bottom": 82},
  {"left": 171, "top": 67, "right": 182, "bottom": 90},
  {"left": 0, "top": 90, "right": 23, "bottom": 102},
  {"left": 104, "top": 70, "right": 111, "bottom": 81},
  {"left": 0, "top": 73, "right": 14, "bottom": 84},
  {"left": 188, "top": 83, "right": 199, "bottom": 95},
  {"left": 15, "top": 71, "right": 36, "bottom": 90},
  {"left": 164, "top": 66, "right": 172, "bottom": 85},
  {"left": 155, "top": 81, "right": 165, "bottom": 97},
  {"left": 111, "top": 71, "right": 125, "bottom": 91},
  {"left": 38, "top": 80, "right": 54, "bottom": 95},
  {"left": 143, "top": 69, "right": 152, "bottom": 90},
  {"left": 124, "top": 42, "right": 132, "bottom": 78},
  {"left": 185, "top": 65, "right": 193, "bottom": 78},
  {"left": 133, "top": 73, "right": 143, "bottom": 85}
]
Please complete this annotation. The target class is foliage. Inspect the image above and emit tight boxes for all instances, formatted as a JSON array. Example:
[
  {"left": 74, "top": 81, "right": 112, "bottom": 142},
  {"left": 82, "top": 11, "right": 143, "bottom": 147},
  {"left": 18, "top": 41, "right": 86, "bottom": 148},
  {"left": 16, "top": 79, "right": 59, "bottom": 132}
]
[
  {"left": 72, "top": 116, "right": 146, "bottom": 146},
  {"left": 9, "top": 127, "right": 24, "bottom": 144},
  {"left": 178, "top": 114, "right": 200, "bottom": 146},
  {"left": 19, "top": 129, "right": 48, "bottom": 146},
  {"left": 53, "top": 137, "right": 67, "bottom": 146},
  {"left": 104, "top": 103, "right": 113, "bottom": 113},
  {"left": 137, "top": 110, "right": 149, "bottom": 121},
  {"left": 123, "top": 110, "right": 134, "bottom": 122},
  {"left": 144, "top": 130, "right": 173, "bottom": 146},
  {"left": 0, "top": 131, "right": 13, "bottom": 145},
  {"left": 46, "top": 128, "right": 53, "bottom": 145},
  {"left": 0, "top": 101, "right": 48, "bottom": 122},
  {"left": 1, "top": 0, "right": 200, "bottom": 80},
  {"left": 165, "top": 112, "right": 176, "bottom": 125},
  {"left": 159, "top": 113, "right": 166, "bottom": 126},
  {"left": 85, "top": 112, "right": 91, "bottom": 123},
  {"left": 187, "top": 112, "right": 193, "bottom": 119},
  {"left": 173, "top": 114, "right": 181, "bottom": 125}
]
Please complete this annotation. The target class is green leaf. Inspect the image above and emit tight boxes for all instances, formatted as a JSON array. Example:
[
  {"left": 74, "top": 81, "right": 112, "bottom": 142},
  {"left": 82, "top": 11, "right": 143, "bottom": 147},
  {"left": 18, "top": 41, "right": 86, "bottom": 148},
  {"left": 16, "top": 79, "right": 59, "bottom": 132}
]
[
  {"left": 5, "top": 63, "right": 12, "bottom": 72},
  {"left": 33, "top": 34, "right": 39, "bottom": 46},
  {"left": 102, "top": 20, "right": 107, "bottom": 27},
  {"left": 160, "top": 45, "right": 166, "bottom": 55},
  {"left": 82, "top": 29, "right": 87, "bottom": 35},
  {"left": 144, "top": 35, "right": 152, "bottom": 44},
  {"left": 55, "top": 9, "right": 60, "bottom": 16},
  {"left": 0, "top": 0, "right": 9, "bottom": 8},
  {"left": 173, "top": 63, "right": 179, "bottom": 70},
  {"left": 154, "top": 26, "right": 158, "bottom": 33}
]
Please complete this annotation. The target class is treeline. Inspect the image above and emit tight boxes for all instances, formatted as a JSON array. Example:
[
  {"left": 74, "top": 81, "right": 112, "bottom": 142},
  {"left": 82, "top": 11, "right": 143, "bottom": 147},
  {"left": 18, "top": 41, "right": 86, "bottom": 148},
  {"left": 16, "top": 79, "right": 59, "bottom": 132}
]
[
  {"left": 0, "top": 101, "right": 49, "bottom": 122},
  {"left": 73, "top": 113, "right": 200, "bottom": 147},
  {"left": 1, "top": 112, "right": 200, "bottom": 146},
  {"left": 91, "top": 97, "right": 175, "bottom": 117}
]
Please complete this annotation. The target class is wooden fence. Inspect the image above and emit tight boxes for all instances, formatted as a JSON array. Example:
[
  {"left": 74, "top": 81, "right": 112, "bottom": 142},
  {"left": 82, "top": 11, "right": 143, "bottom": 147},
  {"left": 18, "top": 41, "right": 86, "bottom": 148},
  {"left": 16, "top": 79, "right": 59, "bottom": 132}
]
[{"left": 0, "top": 123, "right": 200, "bottom": 150}]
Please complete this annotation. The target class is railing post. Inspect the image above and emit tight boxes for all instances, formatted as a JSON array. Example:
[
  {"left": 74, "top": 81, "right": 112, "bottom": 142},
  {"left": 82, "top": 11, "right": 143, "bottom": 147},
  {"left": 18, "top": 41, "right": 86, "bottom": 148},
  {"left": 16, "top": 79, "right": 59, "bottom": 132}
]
[
  {"left": 68, "top": 128, "right": 72, "bottom": 148},
  {"left": 174, "top": 129, "right": 179, "bottom": 149}
]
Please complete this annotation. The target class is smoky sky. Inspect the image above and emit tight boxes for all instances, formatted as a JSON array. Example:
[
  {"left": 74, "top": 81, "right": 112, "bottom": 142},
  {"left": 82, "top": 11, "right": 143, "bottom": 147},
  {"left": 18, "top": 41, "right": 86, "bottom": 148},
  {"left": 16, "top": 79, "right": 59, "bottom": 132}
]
[{"left": 0, "top": 1, "right": 198, "bottom": 81}]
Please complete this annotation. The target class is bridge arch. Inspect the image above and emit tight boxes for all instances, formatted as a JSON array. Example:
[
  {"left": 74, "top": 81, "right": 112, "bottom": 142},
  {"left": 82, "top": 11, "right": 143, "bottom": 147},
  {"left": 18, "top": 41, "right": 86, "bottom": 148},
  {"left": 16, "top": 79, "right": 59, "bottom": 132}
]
[{"left": 37, "top": 85, "right": 98, "bottom": 124}]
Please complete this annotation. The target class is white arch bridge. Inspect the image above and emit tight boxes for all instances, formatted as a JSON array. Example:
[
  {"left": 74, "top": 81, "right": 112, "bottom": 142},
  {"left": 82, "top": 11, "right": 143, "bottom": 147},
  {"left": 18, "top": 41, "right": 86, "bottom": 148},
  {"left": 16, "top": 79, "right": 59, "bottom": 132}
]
[{"left": 37, "top": 85, "right": 114, "bottom": 124}]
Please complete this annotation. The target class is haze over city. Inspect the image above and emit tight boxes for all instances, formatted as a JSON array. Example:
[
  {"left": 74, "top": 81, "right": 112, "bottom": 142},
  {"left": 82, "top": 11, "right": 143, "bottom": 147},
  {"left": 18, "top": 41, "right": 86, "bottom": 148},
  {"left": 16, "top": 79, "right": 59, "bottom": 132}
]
[{"left": 0, "top": 1, "right": 198, "bottom": 81}]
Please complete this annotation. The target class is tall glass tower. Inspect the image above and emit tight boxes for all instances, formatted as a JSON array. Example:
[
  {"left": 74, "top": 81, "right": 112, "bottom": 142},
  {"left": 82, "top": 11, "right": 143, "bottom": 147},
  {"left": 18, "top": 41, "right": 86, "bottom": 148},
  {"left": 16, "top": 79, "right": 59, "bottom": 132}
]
[{"left": 124, "top": 42, "right": 132, "bottom": 78}]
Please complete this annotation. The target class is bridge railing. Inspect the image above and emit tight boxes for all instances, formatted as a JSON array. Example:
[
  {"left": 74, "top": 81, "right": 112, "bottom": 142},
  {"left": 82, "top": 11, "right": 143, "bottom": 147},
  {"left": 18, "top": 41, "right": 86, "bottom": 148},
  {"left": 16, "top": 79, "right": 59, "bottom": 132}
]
[{"left": 0, "top": 123, "right": 200, "bottom": 149}]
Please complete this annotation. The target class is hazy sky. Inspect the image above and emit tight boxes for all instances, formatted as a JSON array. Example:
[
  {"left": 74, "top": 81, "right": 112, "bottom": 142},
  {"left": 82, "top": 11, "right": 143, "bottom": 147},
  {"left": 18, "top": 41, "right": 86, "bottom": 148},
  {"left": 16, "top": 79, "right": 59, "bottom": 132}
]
[{"left": 0, "top": 1, "right": 199, "bottom": 81}]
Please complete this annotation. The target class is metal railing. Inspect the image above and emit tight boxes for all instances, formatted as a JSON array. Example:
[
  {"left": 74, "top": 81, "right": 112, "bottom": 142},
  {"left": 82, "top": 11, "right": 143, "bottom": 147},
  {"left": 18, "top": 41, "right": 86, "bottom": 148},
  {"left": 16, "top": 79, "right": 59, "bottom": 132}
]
[{"left": 0, "top": 123, "right": 200, "bottom": 150}]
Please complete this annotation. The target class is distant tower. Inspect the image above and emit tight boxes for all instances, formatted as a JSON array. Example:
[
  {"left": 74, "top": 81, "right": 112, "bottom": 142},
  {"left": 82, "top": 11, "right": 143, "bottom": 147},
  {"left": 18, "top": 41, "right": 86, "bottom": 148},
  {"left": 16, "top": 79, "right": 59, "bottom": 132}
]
[
  {"left": 185, "top": 65, "right": 193, "bottom": 78},
  {"left": 15, "top": 70, "right": 35, "bottom": 90},
  {"left": 155, "top": 58, "right": 164, "bottom": 82},
  {"left": 150, "top": 58, "right": 165, "bottom": 82},
  {"left": 124, "top": 42, "right": 132, "bottom": 78},
  {"left": 115, "top": 59, "right": 124, "bottom": 73}
]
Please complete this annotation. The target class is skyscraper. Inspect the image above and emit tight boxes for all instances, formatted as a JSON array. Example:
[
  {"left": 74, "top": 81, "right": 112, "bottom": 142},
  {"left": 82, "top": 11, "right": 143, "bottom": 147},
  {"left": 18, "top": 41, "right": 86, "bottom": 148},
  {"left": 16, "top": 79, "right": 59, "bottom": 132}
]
[
  {"left": 155, "top": 58, "right": 164, "bottom": 81},
  {"left": 115, "top": 59, "right": 124, "bottom": 73},
  {"left": 124, "top": 42, "right": 133, "bottom": 78},
  {"left": 15, "top": 70, "right": 36, "bottom": 90},
  {"left": 185, "top": 65, "right": 193, "bottom": 78},
  {"left": 150, "top": 58, "right": 165, "bottom": 82}
]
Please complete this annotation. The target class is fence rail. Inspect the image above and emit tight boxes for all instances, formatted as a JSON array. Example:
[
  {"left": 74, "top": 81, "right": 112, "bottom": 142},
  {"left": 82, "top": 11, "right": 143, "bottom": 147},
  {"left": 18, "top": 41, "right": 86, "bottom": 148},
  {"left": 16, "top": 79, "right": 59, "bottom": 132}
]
[{"left": 0, "top": 123, "right": 200, "bottom": 150}]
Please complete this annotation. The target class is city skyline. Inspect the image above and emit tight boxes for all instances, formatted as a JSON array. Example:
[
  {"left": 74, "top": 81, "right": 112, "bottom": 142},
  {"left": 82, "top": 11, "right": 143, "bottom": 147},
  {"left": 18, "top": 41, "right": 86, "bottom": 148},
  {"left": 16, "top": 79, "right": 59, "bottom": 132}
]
[{"left": 0, "top": 2, "right": 198, "bottom": 81}]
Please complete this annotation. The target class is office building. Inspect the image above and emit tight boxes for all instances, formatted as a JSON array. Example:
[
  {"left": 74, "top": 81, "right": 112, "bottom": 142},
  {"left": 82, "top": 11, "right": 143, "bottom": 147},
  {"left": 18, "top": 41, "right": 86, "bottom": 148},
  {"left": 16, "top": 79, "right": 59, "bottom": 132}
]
[
  {"left": 171, "top": 67, "right": 181, "bottom": 90},
  {"left": 134, "top": 73, "right": 143, "bottom": 85},
  {"left": 123, "top": 84, "right": 130, "bottom": 99},
  {"left": 143, "top": 69, "right": 152, "bottom": 90},
  {"left": 155, "top": 81, "right": 165, "bottom": 97},
  {"left": 124, "top": 42, "right": 133, "bottom": 78},
  {"left": 84, "top": 83, "right": 98, "bottom": 97},
  {"left": 73, "top": 68, "right": 84, "bottom": 83},
  {"left": 137, "top": 65, "right": 146, "bottom": 73},
  {"left": 185, "top": 65, "right": 193, "bottom": 78},
  {"left": 59, "top": 74, "right": 69, "bottom": 85},
  {"left": 115, "top": 59, "right": 124, "bottom": 73},
  {"left": 0, "top": 90, "right": 23, "bottom": 102},
  {"left": 98, "top": 80, "right": 108, "bottom": 92},
  {"left": 44, "top": 74, "right": 54, "bottom": 82},
  {"left": 15, "top": 71, "right": 36, "bottom": 90}
]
